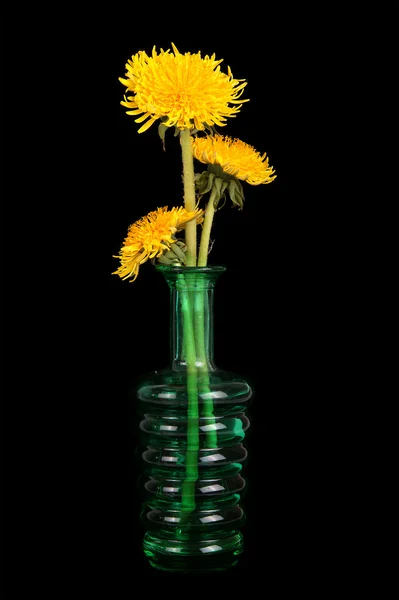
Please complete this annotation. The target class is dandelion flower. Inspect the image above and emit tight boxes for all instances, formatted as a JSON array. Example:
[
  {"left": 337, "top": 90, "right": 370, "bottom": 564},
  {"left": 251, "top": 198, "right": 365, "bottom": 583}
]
[
  {"left": 119, "top": 43, "right": 248, "bottom": 133},
  {"left": 192, "top": 134, "right": 276, "bottom": 185},
  {"left": 113, "top": 206, "right": 204, "bottom": 281}
]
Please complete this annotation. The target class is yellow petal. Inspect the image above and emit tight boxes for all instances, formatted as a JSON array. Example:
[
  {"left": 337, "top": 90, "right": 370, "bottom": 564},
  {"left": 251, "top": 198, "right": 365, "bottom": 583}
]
[
  {"left": 134, "top": 112, "right": 152, "bottom": 124},
  {"left": 137, "top": 117, "right": 157, "bottom": 133},
  {"left": 126, "top": 109, "right": 144, "bottom": 115}
]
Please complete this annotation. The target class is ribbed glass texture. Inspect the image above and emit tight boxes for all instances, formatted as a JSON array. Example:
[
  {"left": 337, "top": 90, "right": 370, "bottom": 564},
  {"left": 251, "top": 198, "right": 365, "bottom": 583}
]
[{"left": 135, "top": 266, "right": 253, "bottom": 572}]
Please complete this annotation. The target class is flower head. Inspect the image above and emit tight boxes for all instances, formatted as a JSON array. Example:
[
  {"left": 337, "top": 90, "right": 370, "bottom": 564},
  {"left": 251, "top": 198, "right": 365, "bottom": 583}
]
[
  {"left": 113, "top": 206, "right": 204, "bottom": 281},
  {"left": 192, "top": 134, "right": 277, "bottom": 185},
  {"left": 119, "top": 43, "right": 248, "bottom": 134}
]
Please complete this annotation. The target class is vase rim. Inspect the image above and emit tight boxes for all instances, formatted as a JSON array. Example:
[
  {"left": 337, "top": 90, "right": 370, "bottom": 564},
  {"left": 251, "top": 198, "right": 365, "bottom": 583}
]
[{"left": 155, "top": 265, "right": 226, "bottom": 273}]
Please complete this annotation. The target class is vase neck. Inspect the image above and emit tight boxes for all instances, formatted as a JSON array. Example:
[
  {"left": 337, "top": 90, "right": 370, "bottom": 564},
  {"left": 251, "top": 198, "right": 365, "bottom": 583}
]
[{"left": 156, "top": 266, "right": 225, "bottom": 372}]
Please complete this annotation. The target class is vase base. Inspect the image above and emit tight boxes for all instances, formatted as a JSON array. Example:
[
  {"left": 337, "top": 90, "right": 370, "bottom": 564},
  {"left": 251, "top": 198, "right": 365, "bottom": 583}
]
[{"left": 143, "top": 531, "right": 244, "bottom": 573}]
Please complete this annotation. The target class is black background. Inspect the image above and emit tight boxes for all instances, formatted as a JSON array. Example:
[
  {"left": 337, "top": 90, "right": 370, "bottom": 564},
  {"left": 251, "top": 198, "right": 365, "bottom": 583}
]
[{"left": 4, "top": 5, "right": 394, "bottom": 597}]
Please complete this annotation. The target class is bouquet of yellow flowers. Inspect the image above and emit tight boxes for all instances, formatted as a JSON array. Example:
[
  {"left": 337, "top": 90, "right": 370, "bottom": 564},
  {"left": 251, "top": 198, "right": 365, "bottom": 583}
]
[
  {"left": 113, "top": 42, "right": 276, "bottom": 278},
  {"left": 113, "top": 42, "right": 276, "bottom": 573}
]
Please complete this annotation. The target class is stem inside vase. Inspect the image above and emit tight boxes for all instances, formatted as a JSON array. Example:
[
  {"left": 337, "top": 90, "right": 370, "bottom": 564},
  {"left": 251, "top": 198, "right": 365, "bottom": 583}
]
[
  {"left": 157, "top": 266, "right": 226, "bottom": 520},
  {"left": 178, "top": 274, "right": 199, "bottom": 514},
  {"left": 194, "top": 285, "right": 218, "bottom": 449}
]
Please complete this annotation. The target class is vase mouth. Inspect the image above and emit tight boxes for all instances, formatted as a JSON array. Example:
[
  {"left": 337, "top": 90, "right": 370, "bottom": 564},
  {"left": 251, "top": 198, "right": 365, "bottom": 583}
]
[{"left": 155, "top": 265, "right": 226, "bottom": 274}]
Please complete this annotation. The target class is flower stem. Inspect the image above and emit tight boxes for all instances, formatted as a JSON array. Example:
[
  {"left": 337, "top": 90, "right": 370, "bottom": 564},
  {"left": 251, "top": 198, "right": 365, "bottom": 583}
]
[
  {"left": 194, "top": 288, "right": 218, "bottom": 449},
  {"left": 180, "top": 129, "right": 197, "bottom": 266},
  {"left": 179, "top": 274, "right": 199, "bottom": 514},
  {"left": 196, "top": 195, "right": 219, "bottom": 447},
  {"left": 198, "top": 190, "right": 217, "bottom": 267}
]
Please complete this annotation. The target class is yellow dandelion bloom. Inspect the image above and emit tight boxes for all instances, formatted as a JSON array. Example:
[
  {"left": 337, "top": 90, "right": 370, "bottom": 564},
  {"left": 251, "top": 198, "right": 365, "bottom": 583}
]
[
  {"left": 119, "top": 43, "right": 248, "bottom": 134},
  {"left": 113, "top": 206, "right": 204, "bottom": 281},
  {"left": 192, "top": 134, "right": 277, "bottom": 185}
]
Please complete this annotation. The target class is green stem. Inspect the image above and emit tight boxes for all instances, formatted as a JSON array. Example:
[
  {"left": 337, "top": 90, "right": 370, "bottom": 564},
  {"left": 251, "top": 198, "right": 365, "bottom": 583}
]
[
  {"left": 196, "top": 191, "right": 218, "bottom": 447},
  {"left": 179, "top": 274, "right": 199, "bottom": 514},
  {"left": 198, "top": 190, "right": 217, "bottom": 267},
  {"left": 180, "top": 129, "right": 197, "bottom": 267},
  {"left": 194, "top": 288, "right": 218, "bottom": 448}
]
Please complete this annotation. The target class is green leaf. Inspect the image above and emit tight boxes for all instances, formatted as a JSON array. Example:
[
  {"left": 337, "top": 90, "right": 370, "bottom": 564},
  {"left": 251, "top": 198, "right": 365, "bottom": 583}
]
[
  {"left": 170, "top": 243, "right": 187, "bottom": 264},
  {"left": 203, "top": 172, "right": 215, "bottom": 195},
  {"left": 194, "top": 171, "right": 215, "bottom": 196},
  {"left": 157, "top": 254, "right": 175, "bottom": 265},
  {"left": 220, "top": 180, "right": 229, "bottom": 196},
  {"left": 228, "top": 179, "right": 244, "bottom": 209},
  {"left": 158, "top": 123, "right": 168, "bottom": 151}
]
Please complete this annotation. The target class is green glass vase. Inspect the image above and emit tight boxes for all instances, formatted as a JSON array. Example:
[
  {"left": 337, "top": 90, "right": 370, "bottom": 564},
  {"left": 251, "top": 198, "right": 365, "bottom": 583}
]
[{"left": 134, "top": 265, "right": 253, "bottom": 572}]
